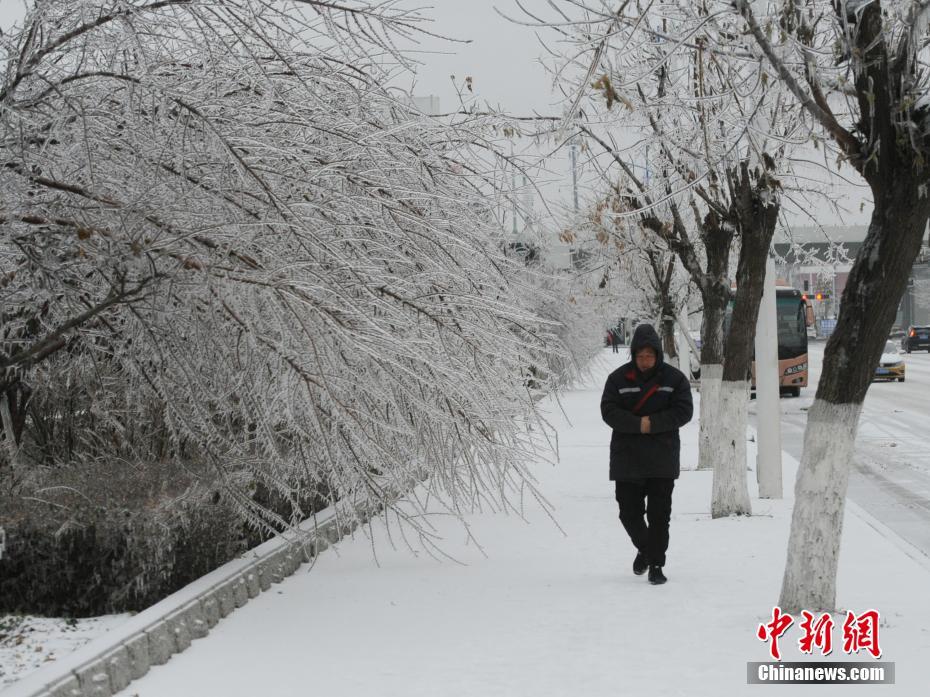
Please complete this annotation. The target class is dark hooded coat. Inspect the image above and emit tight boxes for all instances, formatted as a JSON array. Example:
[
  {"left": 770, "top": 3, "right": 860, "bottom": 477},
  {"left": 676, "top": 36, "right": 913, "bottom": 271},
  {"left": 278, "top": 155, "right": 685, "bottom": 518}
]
[{"left": 600, "top": 324, "right": 694, "bottom": 480}]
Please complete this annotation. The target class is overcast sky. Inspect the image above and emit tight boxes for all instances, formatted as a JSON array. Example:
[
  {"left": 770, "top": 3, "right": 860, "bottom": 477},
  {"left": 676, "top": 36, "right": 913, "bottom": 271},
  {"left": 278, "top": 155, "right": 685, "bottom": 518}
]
[
  {"left": 394, "top": 1, "right": 582, "bottom": 221},
  {"left": 0, "top": 0, "right": 557, "bottom": 114},
  {"left": 0, "top": 0, "right": 869, "bottom": 230},
  {"left": 396, "top": 0, "right": 560, "bottom": 116},
  {"left": 0, "top": 0, "right": 26, "bottom": 31}
]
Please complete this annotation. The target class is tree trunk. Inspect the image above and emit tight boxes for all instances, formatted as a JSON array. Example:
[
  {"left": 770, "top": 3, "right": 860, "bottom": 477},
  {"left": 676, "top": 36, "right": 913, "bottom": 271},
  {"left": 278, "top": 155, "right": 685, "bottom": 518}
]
[
  {"left": 693, "top": 206, "right": 734, "bottom": 471},
  {"left": 780, "top": 181, "right": 930, "bottom": 612},
  {"left": 712, "top": 165, "right": 779, "bottom": 516},
  {"left": 711, "top": 378, "right": 751, "bottom": 516},
  {"left": 721, "top": 163, "right": 779, "bottom": 384},
  {"left": 661, "top": 312, "right": 678, "bottom": 368},
  {"left": 697, "top": 290, "right": 726, "bottom": 471}
]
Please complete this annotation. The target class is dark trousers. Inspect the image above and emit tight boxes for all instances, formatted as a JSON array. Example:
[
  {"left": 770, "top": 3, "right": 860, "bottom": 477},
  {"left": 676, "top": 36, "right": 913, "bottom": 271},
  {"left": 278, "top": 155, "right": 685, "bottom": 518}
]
[{"left": 614, "top": 478, "right": 675, "bottom": 567}]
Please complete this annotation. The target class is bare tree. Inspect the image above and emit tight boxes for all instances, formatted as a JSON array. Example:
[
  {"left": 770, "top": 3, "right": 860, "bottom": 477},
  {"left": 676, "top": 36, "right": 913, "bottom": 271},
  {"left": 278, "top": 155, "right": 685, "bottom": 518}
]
[
  {"left": 736, "top": 0, "right": 930, "bottom": 611},
  {"left": 572, "top": 182, "right": 694, "bottom": 368},
  {"left": 518, "top": 0, "right": 801, "bottom": 516},
  {"left": 0, "top": 0, "right": 568, "bottom": 546}
]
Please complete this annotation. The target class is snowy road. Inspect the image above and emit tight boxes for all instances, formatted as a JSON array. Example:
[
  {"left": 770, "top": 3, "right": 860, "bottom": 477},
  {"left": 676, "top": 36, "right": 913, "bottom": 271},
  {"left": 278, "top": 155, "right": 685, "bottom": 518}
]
[{"left": 750, "top": 339, "right": 930, "bottom": 559}]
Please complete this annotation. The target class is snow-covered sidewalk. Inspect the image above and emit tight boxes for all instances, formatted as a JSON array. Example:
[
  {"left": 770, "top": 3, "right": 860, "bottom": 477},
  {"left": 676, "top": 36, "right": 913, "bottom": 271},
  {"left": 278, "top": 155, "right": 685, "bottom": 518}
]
[{"left": 45, "top": 353, "right": 930, "bottom": 696}]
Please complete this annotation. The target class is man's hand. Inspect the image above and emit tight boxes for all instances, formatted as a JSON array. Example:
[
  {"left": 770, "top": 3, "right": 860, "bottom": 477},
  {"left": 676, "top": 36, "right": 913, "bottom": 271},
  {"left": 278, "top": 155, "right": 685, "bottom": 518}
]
[{"left": 640, "top": 416, "right": 651, "bottom": 434}]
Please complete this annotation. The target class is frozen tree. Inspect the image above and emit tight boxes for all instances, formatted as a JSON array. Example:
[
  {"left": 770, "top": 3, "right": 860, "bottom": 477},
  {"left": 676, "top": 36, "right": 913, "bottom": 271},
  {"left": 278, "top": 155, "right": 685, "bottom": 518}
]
[
  {"left": 516, "top": 0, "right": 804, "bottom": 516},
  {"left": 499, "top": 226, "right": 605, "bottom": 391},
  {"left": 735, "top": 0, "right": 930, "bottom": 611},
  {"left": 572, "top": 182, "right": 694, "bottom": 368},
  {"left": 0, "top": 0, "right": 568, "bottom": 545}
]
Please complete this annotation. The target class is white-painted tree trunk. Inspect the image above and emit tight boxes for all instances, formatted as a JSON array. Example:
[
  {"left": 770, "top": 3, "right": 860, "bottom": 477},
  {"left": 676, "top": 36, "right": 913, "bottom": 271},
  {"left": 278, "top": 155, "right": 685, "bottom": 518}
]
[
  {"left": 697, "top": 364, "right": 723, "bottom": 471},
  {"left": 711, "top": 378, "right": 752, "bottom": 517},
  {"left": 779, "top": 399, "right": 861, "bottom": 612},
  {"left": 755, "top": 256, "right": 782, "bottom": 498}
]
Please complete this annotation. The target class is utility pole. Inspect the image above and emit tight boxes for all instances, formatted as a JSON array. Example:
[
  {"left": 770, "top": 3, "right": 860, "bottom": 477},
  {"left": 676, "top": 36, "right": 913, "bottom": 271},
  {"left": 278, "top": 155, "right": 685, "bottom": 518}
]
[
  {"left": 511, "top": 143, "right": 518, "bottom": 236},
  {"left": 567, "top": 133, "right": 579, "bottom": 269},
  {"left": 755, "top": 255, "right": 783, "bottom": 498},
  {"left": 570, "top": 136, "right": 579, "bottom": 212}
]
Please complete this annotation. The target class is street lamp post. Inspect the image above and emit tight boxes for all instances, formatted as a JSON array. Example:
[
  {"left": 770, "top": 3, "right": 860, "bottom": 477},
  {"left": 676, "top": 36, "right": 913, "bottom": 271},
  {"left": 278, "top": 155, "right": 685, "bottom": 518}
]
[{"left": 570, "top": 136, "right": 579, "bottom": 213}]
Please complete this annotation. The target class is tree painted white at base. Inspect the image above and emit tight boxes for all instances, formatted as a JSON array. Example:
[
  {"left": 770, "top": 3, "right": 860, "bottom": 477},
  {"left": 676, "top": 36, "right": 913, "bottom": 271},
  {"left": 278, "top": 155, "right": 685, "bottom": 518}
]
[
  {"left": 711, "top": 379, "right": 752, "bottom": 518},
  {"left": 697, "top": 364, "right": 723, "bottom": 471},
  {"left": 779, "top": 399, "right": 862, "bottom": 612}
]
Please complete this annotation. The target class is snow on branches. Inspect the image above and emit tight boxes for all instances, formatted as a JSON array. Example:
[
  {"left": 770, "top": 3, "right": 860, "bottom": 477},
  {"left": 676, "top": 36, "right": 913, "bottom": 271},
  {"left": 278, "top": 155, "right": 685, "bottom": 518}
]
[{"left": 0, "top": 1, "right": 567, "bottom": 542}]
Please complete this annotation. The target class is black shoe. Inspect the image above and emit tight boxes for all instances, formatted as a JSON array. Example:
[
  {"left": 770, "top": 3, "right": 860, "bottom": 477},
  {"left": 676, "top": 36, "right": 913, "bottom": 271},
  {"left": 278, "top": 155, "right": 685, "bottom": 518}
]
[
  {"left": 648, "top": 565, "right": 667, "bottom": 585},
  {"left": 633, "top": 552, "right": 648, "bottom": 576}
]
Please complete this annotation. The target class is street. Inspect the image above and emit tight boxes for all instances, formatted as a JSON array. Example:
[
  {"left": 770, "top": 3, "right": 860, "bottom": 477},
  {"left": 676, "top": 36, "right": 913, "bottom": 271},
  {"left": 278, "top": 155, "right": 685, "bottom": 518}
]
[{"left": 749, "top": 340, "right": 930, "bottom": 559}]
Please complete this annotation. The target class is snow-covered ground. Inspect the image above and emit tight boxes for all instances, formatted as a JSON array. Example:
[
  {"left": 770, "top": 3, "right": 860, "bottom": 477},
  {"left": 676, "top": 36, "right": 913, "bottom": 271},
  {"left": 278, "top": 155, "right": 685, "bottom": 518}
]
[
  {"left": 96, "top": 352, "right": 930, "bottom": 695},
  {"left": 5, "top": 350, "right": 930, "bottom": 696},
  {"left": 752, "top": 340, "right": 930, "bottom": 558},
  {"left": 0, "top": 614, "right": 130, "bottom": 688}
]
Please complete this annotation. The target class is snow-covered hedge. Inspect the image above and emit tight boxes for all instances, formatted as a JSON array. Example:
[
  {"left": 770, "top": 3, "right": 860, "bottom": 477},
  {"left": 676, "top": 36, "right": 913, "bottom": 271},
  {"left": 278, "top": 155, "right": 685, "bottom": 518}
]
[{"left": 0, "top": 457, "right": 332, "bottom": 616}]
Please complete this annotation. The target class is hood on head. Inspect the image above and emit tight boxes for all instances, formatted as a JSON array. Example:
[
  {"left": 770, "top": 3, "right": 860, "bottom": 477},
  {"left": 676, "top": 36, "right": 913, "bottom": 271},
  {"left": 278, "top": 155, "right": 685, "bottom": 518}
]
[{"left": 630, "top": 323, "right": 664, "bottom": 366}]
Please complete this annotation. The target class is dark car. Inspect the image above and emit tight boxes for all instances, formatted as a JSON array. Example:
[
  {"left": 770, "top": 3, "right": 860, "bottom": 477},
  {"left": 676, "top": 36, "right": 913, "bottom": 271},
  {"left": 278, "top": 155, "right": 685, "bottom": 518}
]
[{"left": 902, "top": 325, "right": 930, "bottom": 353}]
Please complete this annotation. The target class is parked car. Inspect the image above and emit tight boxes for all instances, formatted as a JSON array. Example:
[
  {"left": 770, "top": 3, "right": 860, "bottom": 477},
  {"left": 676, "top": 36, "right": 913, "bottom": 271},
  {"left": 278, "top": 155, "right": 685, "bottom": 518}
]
[
  {"left": 902, "top": 325, "right": 930, "bottom": 352},
  {"left": 874, "top": 340, "right": 905, "bottom": 382}
]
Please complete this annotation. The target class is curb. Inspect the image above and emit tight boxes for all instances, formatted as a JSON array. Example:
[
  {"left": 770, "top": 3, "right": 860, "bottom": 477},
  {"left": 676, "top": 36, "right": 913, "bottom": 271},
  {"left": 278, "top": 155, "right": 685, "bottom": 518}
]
[
  {"left": 844, "top": 497, "right": 930, "bottom": 574},
  {"left": 1, "top": 489, "right": 399, "bottom": 697}
]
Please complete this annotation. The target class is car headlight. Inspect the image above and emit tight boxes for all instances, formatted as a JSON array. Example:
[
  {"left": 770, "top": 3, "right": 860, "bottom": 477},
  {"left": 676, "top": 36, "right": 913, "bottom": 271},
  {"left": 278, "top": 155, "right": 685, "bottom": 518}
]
[{"left": 784, "top": 363, "right": 807, "bottom": 375}]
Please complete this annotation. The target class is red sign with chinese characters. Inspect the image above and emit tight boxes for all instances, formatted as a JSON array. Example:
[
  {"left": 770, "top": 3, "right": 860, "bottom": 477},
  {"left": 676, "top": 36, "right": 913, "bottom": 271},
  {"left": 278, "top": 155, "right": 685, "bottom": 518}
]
[{"left": 757, "top": 607, "right": 881, "bottom": 660}]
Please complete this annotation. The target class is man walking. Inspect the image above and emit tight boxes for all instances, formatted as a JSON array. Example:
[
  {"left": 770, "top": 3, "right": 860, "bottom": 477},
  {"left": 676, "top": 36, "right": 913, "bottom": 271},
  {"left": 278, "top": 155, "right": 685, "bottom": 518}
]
[{"left": 600, "top": 324, "right": 693, "bottom": 585}]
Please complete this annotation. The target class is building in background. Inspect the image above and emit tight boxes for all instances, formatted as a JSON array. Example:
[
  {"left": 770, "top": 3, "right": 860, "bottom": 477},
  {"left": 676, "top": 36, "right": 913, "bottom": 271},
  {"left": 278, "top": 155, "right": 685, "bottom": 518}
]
[
  {"left": 773, "top": 226, "right": 862, "bottom": 323},
  {"left": 409, "top": 94, "right": 441, "bottom": 116},
  {"left": 774, "top": 224, "right": 930, "bottom": 334}
]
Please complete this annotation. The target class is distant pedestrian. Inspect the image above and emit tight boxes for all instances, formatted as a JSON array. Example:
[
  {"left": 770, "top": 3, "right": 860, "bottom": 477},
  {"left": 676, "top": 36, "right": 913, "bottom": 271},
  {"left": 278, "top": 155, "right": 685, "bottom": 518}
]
[
  {"left": 611, "top": 329, "right": 619, "bottom": 353},
  {"left": 600, "top": 324, "right": 693, "bottom": 585}
]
